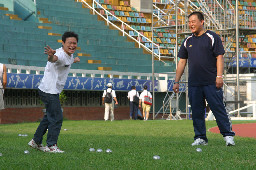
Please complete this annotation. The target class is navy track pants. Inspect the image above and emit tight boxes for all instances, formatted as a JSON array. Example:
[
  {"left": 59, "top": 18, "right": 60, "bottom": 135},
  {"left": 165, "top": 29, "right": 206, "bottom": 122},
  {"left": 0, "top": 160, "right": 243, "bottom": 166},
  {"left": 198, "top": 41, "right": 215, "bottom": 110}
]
[{"left": 188, "top": 84, "right": 235, "bottom": 142}]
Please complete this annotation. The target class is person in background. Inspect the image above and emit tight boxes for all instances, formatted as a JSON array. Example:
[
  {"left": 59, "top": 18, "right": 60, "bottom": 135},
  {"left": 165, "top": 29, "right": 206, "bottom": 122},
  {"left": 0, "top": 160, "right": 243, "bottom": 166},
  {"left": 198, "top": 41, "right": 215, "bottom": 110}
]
[
  {"left": 0, "top": 63, "right": 7, "bottom": 110},
  {"left": 102, "top": 83, "right": 118, "bottom": 121},
  {"left": 139, "top": 85, "right": 152, "bottom": 121},
  {"left": 127, "top": 86, "right": 139, "bottom": 120},
  {"left": 28, "top": 31, "right": 80, "bottom": 153}
]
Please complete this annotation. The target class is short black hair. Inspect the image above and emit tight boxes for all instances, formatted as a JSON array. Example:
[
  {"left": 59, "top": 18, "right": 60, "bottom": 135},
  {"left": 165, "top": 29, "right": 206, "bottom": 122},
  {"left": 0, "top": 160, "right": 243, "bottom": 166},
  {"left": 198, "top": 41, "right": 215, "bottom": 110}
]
[
  {"left": 188, "top": 11, "right": 204, "bottom": 21},
  {"left": 131, "top": 86, "right": 136, "bottom": 90},
  {"left": 62, "top": 31, "right": 79, "bottom": 43},
  {"left": 143, "top": 85, "right": 147, "bottom": 90}
]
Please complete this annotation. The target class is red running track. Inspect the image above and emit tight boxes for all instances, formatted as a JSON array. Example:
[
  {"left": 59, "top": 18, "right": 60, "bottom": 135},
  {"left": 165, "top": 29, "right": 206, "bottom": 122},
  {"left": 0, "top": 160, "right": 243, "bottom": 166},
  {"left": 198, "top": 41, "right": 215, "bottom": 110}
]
[{"left": 209, "top": 123, "right": 256, "bottom": 138}]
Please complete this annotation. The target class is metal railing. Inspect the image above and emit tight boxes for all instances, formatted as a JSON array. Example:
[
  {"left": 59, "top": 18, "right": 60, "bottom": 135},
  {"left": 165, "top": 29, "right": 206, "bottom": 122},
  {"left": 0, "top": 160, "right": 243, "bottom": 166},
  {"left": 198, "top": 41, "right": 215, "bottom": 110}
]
[
  {"left": 229, "top": 103, "right": 256, "bottom": 119},
  {"left": 169, "top": 0, "right": 236, "bottom": 31},
  {"left": 155, "top": 92, "right": 176, "bottom": 119},
  {"left": 153, "top": 0, "right": 230, "bottom": 32},
  {"left": 153, "top": 1, "right": 187, "bottom": 26},
  {"left": 153, "top": 4, "right": 169, "bottom": 26},
  {"left": 78, "top": 0, "right": 175, "bottom": 61}
]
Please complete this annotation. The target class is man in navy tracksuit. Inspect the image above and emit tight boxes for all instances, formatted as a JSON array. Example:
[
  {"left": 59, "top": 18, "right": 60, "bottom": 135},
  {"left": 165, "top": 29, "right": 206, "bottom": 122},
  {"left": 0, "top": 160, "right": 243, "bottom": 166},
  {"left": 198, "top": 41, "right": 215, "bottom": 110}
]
[{"left": 173, "top": 11, "right": 235, "bottom": 146}]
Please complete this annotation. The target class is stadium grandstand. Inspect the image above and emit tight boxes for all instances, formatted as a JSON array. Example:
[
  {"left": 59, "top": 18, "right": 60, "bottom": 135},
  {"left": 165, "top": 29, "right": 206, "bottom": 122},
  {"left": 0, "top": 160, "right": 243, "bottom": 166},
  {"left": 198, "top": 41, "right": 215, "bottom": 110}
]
[{"left": 0, "top": 0, "right": 256, "bottom": 123}]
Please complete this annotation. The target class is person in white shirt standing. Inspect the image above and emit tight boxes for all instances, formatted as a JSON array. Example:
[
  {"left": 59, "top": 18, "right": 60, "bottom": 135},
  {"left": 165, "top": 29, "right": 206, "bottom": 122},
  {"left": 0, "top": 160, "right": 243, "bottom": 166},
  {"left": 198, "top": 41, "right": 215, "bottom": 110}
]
[
  {"left": 127, "top": 86, "right": 139, "bottom": 120},
  {"left": 0, "top": 63, "right": 7, "bottom": 110},
  {"left": 139, "top": 85, "right": 152, "bottom": 120},
  {"left": 28, "top": 31, "right": 80, "bottom": 153},
  {"left": 102, "top": 83, "right": 118, "bottom": 121}
]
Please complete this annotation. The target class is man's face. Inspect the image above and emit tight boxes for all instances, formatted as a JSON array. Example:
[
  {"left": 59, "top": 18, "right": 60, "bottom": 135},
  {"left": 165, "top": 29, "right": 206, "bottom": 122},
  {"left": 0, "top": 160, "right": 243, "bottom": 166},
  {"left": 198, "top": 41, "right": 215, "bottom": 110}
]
[
  {"left": 62, "top": 37, "right": 77, "bottom": 56},
  {"left": 188, "top": 14, "right": 204, "bottom": 34}
]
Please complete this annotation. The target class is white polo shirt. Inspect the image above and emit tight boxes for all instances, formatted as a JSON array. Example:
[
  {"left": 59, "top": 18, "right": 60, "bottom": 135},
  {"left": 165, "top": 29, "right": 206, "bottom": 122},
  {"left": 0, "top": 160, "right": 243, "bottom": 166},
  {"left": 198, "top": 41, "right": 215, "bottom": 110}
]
[
  {"left": 127, "top": 89, "right": 139, "bottom": 102},
  {"left": 39, "top": 47, "right": 74, "bottom": 94},
  {"left": 139, "top": 90, "right": 152, "bottom": 102},
  {"left": 102, "top": 88, "right": 116, "bottom": 101}
]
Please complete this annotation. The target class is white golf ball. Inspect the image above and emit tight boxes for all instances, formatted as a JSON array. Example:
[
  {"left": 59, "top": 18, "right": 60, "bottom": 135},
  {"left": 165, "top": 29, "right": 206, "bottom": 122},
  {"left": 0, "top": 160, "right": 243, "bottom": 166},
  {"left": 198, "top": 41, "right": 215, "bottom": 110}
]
[
  {"left": 96, "top": 149, "right": 103, "bottom": 152},
  {"left": 89, "top": 148, "right": 95, "bottom": 152},
  {"left": 106, "top": 149, "right": 112, "bottom": 153},
  {"left": 196, "top": 148, "right": 202, "bottom": 152},
  {"left": 153, "top": 155, "right": 160, "bottom": 160},
  {"left": 64, "top": 129, "right": 68, "bottom": 131},
  {"left": 24, "top": 150, "right": 30, "bottom": 154},
  {"left": 18, "top": 134, "right": 22, "bottom": 136}
]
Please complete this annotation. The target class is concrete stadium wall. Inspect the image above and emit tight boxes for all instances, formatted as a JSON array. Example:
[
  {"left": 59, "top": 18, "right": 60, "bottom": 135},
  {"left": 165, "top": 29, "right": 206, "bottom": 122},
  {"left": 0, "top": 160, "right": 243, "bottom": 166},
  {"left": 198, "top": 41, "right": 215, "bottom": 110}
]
[
  {"left": 0, "top": 106, "right": 133, "bottom": 124},
  {"left": 14, "top": 0, "right": 37, "bottom": 21}
]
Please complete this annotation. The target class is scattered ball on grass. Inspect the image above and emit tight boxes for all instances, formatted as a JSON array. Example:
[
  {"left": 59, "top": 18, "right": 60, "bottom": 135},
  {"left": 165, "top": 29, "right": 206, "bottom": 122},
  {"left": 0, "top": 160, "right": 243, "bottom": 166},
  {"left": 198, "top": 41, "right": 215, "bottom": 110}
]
[
  {"left": 196, "top": 148, "right": 202, "bottom": 152},
  {"left": 153, "top": 155, "right": 160, "bottom": 160}
]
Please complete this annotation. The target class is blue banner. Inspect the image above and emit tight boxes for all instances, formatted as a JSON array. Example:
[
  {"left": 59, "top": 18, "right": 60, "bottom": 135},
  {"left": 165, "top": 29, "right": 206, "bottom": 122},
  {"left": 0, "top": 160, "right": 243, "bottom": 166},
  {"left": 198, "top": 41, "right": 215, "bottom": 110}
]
[
  {"left": 230, "top": 58, "right": 256, "bottom": 67},
  {"left": 6, "top": 73, "right": 186, "bottom": 92}
]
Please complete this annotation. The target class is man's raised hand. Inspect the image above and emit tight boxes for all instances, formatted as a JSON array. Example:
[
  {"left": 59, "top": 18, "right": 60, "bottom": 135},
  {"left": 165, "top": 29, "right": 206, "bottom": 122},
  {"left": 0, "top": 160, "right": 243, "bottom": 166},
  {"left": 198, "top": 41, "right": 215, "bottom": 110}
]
[
  {"left": 74, "top": 57, "right": 80, "bottom": 63},
  {"left": 44, "top": 45, "right": 56, "bottom": 57}
]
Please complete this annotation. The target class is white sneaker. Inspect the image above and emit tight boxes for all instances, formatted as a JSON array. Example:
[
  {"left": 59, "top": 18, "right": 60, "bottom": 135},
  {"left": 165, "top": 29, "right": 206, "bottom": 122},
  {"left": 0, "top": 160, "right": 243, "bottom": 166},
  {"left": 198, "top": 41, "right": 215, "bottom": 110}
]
[
  {"left": 46, "top": 144, "right": 64, "bottom": 153},
  {"left": 191, "top": 138, "right": 208, "bottom": 146},
  {"left": 224, "top": 136, "right": 235, "bottom": 146},
  {"left": 28, "top": 139, "right": 50, "bottom": 152}
]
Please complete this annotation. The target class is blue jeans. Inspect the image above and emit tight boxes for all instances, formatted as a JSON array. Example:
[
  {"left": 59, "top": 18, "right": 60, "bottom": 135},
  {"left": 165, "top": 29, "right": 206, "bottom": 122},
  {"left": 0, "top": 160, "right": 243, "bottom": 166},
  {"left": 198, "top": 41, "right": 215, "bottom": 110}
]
[
  {"left": 188, "top": 85, "right": 235, "bottom": 142},
  {"left": 33, "top": 90, "right": 63, "bottom": 146},
  {"left": 130, "top": 102, "right": 138, "bottom": 120}
]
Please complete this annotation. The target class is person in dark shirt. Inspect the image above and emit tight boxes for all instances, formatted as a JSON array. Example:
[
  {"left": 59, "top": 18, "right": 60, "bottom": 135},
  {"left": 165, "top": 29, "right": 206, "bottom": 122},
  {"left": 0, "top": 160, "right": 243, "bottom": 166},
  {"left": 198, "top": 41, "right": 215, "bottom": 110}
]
[{"left": 173, "top": 11, "right": 235, "bottom": 146}]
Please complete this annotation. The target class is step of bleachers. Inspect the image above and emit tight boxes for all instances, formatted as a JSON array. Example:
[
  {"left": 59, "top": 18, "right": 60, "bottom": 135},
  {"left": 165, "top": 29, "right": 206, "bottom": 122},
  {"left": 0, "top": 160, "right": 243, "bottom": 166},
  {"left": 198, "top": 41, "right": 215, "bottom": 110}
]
[
  {"left": 0, "top": 6, "right": 8, "bottom": 11},
  {"left": 39, "top": 9, "right": 94, "bottom": 20},
  {"left": 36, "top": 2, "right": 88, "bottom": 14}
]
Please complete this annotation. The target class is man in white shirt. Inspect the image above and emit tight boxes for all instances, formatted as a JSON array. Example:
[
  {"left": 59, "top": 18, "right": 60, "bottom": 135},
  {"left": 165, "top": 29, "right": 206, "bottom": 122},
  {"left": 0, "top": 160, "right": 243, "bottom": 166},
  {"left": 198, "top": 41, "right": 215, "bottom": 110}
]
[
  {"left": 28, "top": 31, "right": 80, "bottom": 153},
  {"left": 127, "top": 86, "right": 139, "bottom": 120},
  {"left": 139, "top": 85, "right": 152, "bottom": 120},
  {"left": 102, "top": 83, "right": 118, "bottom": 121}
]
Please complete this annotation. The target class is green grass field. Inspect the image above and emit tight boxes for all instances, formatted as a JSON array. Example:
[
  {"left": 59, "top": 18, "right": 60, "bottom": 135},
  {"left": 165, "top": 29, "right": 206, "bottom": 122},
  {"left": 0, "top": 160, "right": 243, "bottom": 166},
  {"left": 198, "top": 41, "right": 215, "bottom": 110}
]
[{"left": 0, "top": 120, "right": 256, "bottom": 169}]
